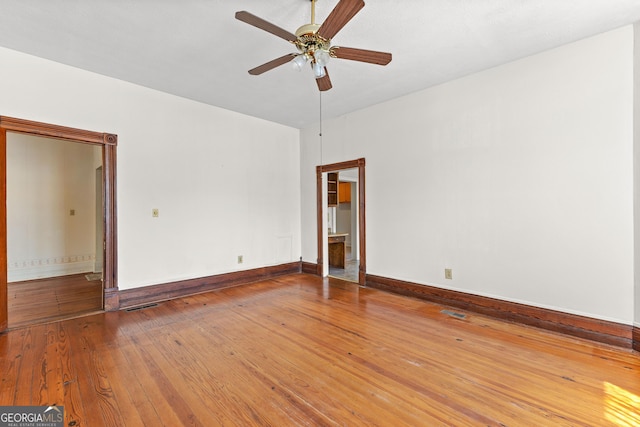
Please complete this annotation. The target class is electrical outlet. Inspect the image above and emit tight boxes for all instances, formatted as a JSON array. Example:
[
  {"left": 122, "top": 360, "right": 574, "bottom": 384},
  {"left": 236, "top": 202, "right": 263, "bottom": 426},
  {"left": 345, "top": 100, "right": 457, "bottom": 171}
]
[
  {"left": 445, "top": 268, "right": 453, "bottom": 280},
  {"left": 152, "top": 208, "right": 159, "bottom": 218},
  {"left": 237, "top": 255, "right": 243, "bottom": 264},
  {"left": 70, "top": 209, "right": 75, "bottom": 216}
]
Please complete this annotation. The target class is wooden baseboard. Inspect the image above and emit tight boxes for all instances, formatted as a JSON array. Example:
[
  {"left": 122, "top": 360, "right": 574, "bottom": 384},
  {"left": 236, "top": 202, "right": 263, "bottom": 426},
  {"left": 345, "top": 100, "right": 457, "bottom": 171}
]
[
  {"left": 366, "top": 274, "right": 633, "bottom": 349},
  {"left": 104, "top": 287, "right": 120, "bottom": 312},
  {"left": 119, "top": 262, "right": 301, "bottom": 309},
  {"left": 633, "top": 326, "right": 640, "bottom": 352},
  {"left": 301, "top": 261, "right": 319, "bottom": 275}
]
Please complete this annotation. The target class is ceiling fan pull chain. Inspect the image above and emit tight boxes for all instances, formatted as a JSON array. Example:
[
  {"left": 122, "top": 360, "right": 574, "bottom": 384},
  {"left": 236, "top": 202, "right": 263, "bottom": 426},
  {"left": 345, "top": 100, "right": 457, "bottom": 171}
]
[{"left": 319, "top": 91, "right": 323, "bottom": 165}]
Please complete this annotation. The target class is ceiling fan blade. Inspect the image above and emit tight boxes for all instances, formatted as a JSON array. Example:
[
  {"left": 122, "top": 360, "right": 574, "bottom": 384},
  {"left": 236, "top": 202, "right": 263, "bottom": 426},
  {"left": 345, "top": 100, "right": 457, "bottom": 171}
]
[
  {"left": 331, "top": 47, "right": 392, "bottom": 65},
  {"left": 248, "top": 54, "right": 297, "bottom": 75},
  {"left": 316, "top": 68, "right": 332, "bottom": 91},
  {"left": 316, "top": 0, "right": 365, "bottom": 40},
  {"left": 235, "top": 11, "right": 297, "bottom": 42}
]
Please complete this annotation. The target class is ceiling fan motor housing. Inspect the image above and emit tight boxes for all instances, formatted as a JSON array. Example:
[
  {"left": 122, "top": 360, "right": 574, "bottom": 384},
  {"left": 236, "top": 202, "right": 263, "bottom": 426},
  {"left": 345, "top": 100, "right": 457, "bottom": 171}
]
[
  {"left": 295, "top": 23, "right": 320, "bottom": 37},
  {"left": 294, "top": 24, "right": 331, "bottom": 61}
]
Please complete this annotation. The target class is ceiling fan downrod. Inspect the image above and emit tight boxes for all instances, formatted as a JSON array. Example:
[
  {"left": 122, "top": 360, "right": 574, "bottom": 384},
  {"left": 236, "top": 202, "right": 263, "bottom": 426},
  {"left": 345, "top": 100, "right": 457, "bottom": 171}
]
[{"left": 292, "top": 0, "right": 330, "bottom": 77}]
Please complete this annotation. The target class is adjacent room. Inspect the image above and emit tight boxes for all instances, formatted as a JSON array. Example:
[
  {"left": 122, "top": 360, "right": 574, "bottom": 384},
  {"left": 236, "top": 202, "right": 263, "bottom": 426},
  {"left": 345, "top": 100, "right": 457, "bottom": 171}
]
[
  {"left": 0, "top": 1, "right": 639, "bottom": 425},
  {"left": 6, "top": 132, "right": 104, "bottom": 328}
]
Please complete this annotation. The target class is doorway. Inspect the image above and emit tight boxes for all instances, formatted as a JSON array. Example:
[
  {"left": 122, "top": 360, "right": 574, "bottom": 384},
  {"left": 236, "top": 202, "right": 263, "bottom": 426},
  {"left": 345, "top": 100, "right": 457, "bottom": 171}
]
[
  {"left": 6, "top": 133, "right": 102, "bottom": 327},
  {"left": 316, "top": 158, "right": 366, "bottom": 285},
  {"left": 0, "top": 116, "right": 118, "bottom": 331},
  {"left": 95, "top": 166, "right": 104, "bottom": 276},
  {"left": 327, "top": 170, "right": 359, "bottom": 282}
]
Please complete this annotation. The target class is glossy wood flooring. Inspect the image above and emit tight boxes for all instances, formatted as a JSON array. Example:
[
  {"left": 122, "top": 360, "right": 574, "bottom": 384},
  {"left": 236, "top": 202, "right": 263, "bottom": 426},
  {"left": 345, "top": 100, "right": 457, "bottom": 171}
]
[
  {"left": 7, "top": 273, "right": 103, "bottom": 328},
  {"left": 1, "top": 274, "right": 639, "bottom": 426}
]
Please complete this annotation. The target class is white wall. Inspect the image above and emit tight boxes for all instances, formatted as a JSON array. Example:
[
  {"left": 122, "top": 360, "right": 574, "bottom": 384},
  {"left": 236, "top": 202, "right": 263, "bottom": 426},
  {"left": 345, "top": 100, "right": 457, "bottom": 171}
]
[
  {"left": 0, "top": 46, "right": 301, "bottom": 290},
  {"left": 336, "top": 200, "right": 351, "bottom": 245},
  {"left": 301, "top": 26, "right": 635, "bottom": 324},
  {"left": 7, "top": 134, "right": 98, "bottom": 281},
  {"left": 634, "top": 23, "right": 640, "bottom": 329}
]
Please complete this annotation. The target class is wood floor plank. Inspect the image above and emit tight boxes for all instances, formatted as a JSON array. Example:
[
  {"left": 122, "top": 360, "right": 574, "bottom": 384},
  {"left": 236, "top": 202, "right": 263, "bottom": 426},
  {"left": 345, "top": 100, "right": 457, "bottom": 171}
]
[
  {"left": 1, "top": 273, "right": 639, "bottom": 426},
  {"left": 8, "top": 273, "right": 103, "bottom": 328},
  {"left": 63, "top": 316, "right": 121, "bottom": 426},
  {"left": 53, "top": 321, "right": 86, "bottom": 424},
  {"left": 0, "top": 328, "right": 25, "bottom": 404},
  {"left": 16, "top": 327, "right": 47, "bottom": 406},
  {"left": 113, "top": 335, "right": 187, "bottom": 426},
  {"left": 39, "top": 323, "right": 65, "bottom": 406}
]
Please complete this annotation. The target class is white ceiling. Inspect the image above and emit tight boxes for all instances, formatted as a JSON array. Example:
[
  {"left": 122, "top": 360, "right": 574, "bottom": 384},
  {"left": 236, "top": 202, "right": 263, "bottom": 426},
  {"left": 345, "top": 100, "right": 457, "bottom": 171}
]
[{"left": 0, "top": 1, "right": 639, "bottom": 129}]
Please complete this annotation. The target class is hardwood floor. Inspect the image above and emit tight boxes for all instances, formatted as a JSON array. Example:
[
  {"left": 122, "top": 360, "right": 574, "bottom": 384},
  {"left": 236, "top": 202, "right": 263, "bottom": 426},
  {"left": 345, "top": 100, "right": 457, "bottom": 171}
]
[
  {"left": 1, "top": 273, "right": 639, "bottom": 426},
  {"left": 7, "top": 273, "right": 103, "bottom": 328}
]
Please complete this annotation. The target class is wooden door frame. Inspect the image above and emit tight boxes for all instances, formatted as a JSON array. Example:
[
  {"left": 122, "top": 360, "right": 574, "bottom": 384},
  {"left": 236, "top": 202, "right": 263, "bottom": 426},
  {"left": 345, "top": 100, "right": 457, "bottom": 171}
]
[
  {"left": 0, "top": 116, "right": 118, "bottom": 331},
  {"left": 316, "top": 158, "right": 366, "bottom": 285}
]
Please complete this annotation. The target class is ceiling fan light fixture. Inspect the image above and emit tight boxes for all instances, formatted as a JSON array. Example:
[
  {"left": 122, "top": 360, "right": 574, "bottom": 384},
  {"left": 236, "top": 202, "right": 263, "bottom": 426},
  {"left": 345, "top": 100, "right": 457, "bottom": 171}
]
[
  {"left": 292, "top": 54, "right": 308, "bottom": 71},
  {"left": 313, "top": 62, "right": 326, "bottom": 79},
  {"left": 314, "top": 49, "right": 330, "bottom": 67}
]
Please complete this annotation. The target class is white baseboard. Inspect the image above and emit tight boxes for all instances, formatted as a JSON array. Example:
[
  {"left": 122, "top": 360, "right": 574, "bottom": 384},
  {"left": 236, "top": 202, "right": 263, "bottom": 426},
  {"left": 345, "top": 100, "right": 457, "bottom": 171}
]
[{"left": 8, "top": 255, "right": 95, "bottom": 282}]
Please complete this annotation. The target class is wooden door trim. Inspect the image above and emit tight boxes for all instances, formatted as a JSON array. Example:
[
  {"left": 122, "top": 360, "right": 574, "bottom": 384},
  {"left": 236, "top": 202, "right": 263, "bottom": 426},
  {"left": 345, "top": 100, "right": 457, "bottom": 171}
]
[
  {"left": 316, "top": 158, "right": 366, "bottom": 284},
  {"left": 0, "top": 116, "right": 118, "bottom": 331},
  {"left": 0, "top": 125, "right": 6, "bottom": 331}
]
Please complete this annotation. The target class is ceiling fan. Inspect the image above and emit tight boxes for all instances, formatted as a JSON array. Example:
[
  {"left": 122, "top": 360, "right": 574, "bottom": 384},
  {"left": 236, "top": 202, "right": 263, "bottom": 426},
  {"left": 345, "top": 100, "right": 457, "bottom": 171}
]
[{"left": 235, "top": 0, "right": 392, "bottom": 91}]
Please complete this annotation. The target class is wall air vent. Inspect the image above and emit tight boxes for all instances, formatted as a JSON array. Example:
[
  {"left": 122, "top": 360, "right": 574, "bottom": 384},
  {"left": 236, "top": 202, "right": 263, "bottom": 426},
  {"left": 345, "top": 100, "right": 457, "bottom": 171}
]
[{"left": 126, "top": 303, "right": 159, "bottom": 312}]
